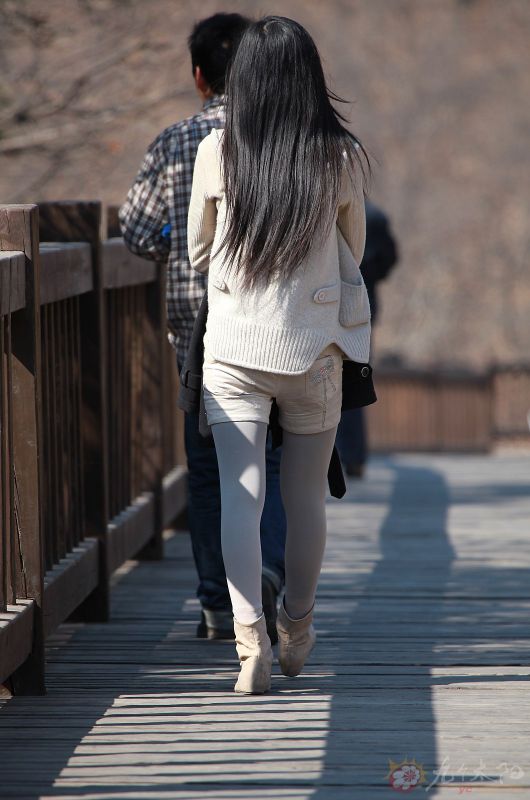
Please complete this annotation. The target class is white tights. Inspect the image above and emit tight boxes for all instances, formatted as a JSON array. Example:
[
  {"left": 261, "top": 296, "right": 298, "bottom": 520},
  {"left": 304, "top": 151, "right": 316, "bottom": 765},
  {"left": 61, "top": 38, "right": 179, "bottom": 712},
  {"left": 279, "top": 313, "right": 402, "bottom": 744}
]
[{"left": 211, "top": 420, "right": 338, "bottom": 624}]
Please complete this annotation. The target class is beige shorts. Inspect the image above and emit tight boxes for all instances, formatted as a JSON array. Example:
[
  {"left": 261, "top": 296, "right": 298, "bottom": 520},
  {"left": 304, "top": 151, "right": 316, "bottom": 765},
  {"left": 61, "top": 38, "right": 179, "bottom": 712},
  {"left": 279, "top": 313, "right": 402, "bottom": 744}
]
[{"left": 203, "top": 343, "right": 343, "bottom": 434}]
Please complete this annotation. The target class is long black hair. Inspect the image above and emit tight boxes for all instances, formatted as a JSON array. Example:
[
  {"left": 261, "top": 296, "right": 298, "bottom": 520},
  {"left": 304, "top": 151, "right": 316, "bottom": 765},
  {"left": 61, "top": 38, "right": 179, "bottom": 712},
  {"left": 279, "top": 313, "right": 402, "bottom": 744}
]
[{"left": 219, "top": 16, "right": 371, "bottom": 289}]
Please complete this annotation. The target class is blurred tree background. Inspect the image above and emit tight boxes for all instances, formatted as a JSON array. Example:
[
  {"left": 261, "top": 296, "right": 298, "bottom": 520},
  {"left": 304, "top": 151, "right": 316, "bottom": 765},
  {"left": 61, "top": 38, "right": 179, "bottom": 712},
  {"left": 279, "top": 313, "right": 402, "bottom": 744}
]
[{"left": 1, "top": 0, "right": 529, "bottom": 372}]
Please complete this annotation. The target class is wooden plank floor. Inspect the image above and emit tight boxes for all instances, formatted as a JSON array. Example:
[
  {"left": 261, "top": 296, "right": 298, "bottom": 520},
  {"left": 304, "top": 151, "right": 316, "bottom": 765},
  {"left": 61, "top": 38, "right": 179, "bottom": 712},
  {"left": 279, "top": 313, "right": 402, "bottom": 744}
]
[{"left": 1, "top": 453, "right": 530, "bottom": 799}]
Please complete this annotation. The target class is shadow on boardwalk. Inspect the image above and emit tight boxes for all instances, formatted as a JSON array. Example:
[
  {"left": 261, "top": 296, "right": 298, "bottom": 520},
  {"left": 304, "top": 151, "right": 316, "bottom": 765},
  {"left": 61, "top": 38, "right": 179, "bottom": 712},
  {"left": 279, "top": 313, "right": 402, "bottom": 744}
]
[
  {"left": 1, "top": 455, "right": 530, "bottom": 798},
  {"left": 313, "top": 462, "right": 455, "bottom": 796}
]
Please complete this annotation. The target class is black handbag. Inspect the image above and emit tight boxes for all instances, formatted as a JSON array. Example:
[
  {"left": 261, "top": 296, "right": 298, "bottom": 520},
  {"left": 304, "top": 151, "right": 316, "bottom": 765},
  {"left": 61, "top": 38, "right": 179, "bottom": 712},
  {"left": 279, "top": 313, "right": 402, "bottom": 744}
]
[{"left": 341, "top": 360, "right": 377, "bottom": 410}]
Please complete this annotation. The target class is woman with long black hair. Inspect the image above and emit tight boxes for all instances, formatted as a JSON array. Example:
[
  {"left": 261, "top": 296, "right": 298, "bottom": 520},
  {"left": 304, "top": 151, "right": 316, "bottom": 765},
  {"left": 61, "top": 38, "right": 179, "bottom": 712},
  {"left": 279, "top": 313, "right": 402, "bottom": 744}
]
[{"left": 188, "top": 16, "right": 371, "bottom": 694}]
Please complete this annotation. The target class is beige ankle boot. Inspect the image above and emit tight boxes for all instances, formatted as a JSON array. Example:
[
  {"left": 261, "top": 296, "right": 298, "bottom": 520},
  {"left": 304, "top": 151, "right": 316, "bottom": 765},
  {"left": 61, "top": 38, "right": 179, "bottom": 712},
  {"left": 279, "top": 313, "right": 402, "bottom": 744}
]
[
  {"left": 276, "top": 597, "right": 316, "bottom": 677},
  {"left": 233, "top": 612, "right": 273, "bottom": 694}
]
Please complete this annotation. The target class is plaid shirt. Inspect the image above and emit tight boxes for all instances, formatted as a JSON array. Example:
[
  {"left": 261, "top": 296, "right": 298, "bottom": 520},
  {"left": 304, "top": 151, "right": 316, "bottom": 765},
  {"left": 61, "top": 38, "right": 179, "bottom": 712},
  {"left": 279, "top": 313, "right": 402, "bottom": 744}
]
[{"left": 119, "top": 95, "right": 225, "bottom": 365}]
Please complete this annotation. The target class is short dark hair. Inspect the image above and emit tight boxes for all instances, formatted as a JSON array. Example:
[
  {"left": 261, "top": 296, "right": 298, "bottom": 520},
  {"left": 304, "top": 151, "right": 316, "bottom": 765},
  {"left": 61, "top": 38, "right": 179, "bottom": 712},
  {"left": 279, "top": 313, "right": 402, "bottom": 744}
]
[{"left": 188, "top": 13, "right": 250, "bottom": 95}]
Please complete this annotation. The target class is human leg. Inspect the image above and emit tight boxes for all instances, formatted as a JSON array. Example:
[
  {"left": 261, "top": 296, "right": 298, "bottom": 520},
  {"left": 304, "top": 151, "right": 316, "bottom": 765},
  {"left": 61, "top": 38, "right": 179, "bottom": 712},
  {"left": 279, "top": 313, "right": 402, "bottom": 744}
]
[
  {"left": 202, "top": 351, "right": 281, "bottom": 627},
  {"left": 275, "top": 426, "right": 337, "bottom": 676},
  {"left": 261, "top": 436, "right": 286, "bottom": 589},
  {"left": 260, "top": 435, "right": 286, "bottom": 643},
  {"left": 272, "top": 343, "right": 343, "bottom": 676},
  {"left": 276, "top": 343, "right": 343, "bottom": 619},
  {"left": 183, "top": 410, "right": 233, "bottom": 636},
  {"left": 210, "top": 420, "right": 269, "bottom": 625},
  {"left": 336, "top": 407, "right": 367, "bottom": 477},
  {"left": 280, "top": 426, "right": 338, "bottom": 620},
  {"left": 211, "top": 419, "right": 273, "bottom": 693}
]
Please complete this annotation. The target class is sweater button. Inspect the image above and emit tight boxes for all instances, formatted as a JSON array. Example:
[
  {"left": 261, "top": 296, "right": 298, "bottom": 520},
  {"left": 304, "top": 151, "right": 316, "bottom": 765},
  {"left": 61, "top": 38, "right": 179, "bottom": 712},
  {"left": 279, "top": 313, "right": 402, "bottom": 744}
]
[{"left": 361, "top": 366, "right": 370, "bottom": 377}]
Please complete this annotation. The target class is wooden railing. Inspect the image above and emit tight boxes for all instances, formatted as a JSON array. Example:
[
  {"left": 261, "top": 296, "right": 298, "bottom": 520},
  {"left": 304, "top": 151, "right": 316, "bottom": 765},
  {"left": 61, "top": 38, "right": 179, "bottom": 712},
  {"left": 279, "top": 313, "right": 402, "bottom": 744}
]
[
  {"left": 0, "top": 203, "right": 187, "bottom": 694},
  {"left": 492, "top": 365, "right": 530, "bottom": 444},
  {"left": 2, "top": 202, "right": 528, "bottom": 693},
  {"left": 367, "top": 365, "right": 530, "bottom": 452}
]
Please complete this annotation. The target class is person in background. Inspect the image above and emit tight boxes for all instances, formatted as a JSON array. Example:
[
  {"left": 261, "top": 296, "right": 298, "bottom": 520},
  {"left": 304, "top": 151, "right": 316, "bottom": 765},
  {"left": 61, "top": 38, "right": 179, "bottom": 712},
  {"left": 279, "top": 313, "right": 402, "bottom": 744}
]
[
  {"left": 336, "top": 199, "right": 398, "bottom": 477},
  {"left": 119, "top": 13, "right": 287, "bottom": 643}
]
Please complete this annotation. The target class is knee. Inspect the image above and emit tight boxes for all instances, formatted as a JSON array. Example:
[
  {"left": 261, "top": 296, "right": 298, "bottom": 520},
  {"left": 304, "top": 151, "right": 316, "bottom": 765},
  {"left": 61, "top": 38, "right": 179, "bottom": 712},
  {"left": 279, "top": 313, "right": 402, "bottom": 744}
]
[
  {"left": 281, "top": 480, "right": 327, "bottom": 509},
  {"left": 221, "top": 484, "right": 265, "bottom": 524}
]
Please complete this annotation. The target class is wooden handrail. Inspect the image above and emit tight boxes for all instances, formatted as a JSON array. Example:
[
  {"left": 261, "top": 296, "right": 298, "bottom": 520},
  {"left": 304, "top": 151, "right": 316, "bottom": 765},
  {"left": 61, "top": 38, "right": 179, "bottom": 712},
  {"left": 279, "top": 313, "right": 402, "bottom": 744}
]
[
  {"left": 101, "top": 238, "right": 157, "bottom": 289},
  {"left": 39, "top": 242, "right": 92, "bottom": 305}
]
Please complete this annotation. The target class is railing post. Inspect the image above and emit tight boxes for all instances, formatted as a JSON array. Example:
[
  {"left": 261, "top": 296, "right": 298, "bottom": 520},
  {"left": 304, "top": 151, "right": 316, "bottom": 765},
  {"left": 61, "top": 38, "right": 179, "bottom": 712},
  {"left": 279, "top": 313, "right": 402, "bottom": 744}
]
[
  {"left": 38, "top": 201, "right": 110, "bottom": 622},
  {"left": 0, "top": 204, "right": 46, "bottom": 694}
]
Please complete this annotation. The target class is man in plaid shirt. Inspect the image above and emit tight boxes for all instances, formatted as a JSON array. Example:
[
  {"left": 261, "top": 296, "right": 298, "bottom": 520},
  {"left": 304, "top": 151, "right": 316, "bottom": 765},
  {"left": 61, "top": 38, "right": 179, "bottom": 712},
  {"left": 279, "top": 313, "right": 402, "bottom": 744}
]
[
  {"left": 119, "top": 13, "right": 286, "bottom": 642},
  {"left": 119, "top": 90, "right": 224, "bottom": 367}
]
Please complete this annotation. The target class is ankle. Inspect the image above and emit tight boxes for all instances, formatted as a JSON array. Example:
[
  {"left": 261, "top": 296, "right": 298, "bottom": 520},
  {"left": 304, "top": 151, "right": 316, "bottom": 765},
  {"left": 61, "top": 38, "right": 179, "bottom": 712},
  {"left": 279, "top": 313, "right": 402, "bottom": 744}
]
[
  {"left": 283, "top": 597, "right": 314, "bottom": 622},
  {"left": 233, "top": 610, "right": 264, "bottom": 626}
]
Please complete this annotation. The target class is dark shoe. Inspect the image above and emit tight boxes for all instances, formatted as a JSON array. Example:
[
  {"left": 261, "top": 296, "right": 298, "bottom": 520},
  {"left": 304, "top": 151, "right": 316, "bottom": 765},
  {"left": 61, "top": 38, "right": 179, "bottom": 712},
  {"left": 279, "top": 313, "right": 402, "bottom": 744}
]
[
  {"left": 345, "top": 462, "right": 365, "bottom": 479},
  {"left": 196, "top": 609, "right": 235, "bottom": 640},
  {"left": 261, "top": 574, "right": 279, "bottom": 646}
]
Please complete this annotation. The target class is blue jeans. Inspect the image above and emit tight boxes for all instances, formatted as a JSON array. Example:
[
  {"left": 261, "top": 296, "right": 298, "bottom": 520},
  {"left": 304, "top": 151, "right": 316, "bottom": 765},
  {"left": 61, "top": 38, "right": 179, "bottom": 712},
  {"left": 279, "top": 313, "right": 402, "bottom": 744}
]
[
  {"left": 184, "top": 410, "right": 286, "bottom": 611},
  {"left": 336, "top": 407, "right": 367, "bottom": 466}
]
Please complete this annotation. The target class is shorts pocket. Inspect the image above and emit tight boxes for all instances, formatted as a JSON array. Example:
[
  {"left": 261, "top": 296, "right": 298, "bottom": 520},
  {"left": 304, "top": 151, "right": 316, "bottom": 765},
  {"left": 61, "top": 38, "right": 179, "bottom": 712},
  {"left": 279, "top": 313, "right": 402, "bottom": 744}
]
[
  {"left": 306, "top": 351, "right": 340, "bottom": 395},
  {"left": 303, "top": 350, "right": 341, "bottom": 429},
  {"left": 339, "top": 279, "right": 371, "bottom": 327}
]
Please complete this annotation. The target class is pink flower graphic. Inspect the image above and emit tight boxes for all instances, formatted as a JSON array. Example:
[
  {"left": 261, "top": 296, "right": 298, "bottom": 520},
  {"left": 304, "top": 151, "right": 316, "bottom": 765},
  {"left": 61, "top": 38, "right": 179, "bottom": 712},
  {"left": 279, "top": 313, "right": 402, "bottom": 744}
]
[{"left": 387, "top": 759, "right": 426, "bottom": 792}]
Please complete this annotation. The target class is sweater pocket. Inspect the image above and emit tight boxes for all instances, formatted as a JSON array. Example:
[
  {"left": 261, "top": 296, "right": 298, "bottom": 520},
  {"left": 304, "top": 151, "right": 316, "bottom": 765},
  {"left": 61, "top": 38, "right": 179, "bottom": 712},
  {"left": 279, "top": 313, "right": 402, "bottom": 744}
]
[
  {"left": 339, "top": 279, "right": 371, "bottom": 327},
  {"left": 312, "top": 282, "right": 340, "bottom": 304}
]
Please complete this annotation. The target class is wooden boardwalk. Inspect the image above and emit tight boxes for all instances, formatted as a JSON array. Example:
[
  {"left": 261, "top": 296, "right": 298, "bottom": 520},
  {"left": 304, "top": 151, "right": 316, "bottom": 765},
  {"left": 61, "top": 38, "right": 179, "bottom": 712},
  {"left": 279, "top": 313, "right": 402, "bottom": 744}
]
[{"left": 1, "top": 453, "right": 529, "bottom": 799}]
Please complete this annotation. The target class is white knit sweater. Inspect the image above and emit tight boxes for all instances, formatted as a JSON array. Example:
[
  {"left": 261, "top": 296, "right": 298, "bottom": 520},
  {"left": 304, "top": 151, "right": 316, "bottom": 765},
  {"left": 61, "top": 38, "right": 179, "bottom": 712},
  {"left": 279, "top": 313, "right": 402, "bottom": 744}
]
[{"left": 187, "top": 128, "right": 371, "bottom": 374}]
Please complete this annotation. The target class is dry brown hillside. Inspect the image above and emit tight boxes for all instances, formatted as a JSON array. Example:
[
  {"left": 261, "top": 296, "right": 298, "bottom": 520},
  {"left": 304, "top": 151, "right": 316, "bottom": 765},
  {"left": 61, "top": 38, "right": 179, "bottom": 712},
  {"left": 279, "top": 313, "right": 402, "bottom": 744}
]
[{"left": 1, "top": 0, "right": 529, "bottom": 371}]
